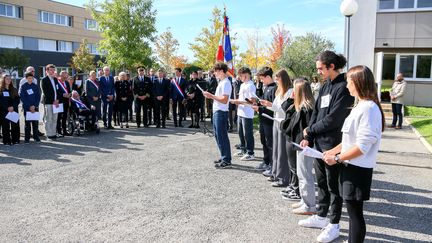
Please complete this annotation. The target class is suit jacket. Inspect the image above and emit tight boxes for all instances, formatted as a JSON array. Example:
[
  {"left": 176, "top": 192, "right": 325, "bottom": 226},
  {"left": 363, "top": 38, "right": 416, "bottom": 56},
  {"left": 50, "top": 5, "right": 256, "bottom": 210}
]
[
  {"left": 99, "top": 76, "right": 115, "bottom": 98},
  {"left": 153, "top": 78, "right": 170, "bottom": 100},
  {"left": 85, "top": 79, "right": 101, "bottom": 107},
  {"left": 170, "top": 76, "right": 187, "bottom": 101},
  {"left": 133, "top": 76, "right": 153, "bottom": 98},
  {"left": 58, "top": 80, "right": 71, "bottom": 104},
  {"left": 41, "top": 76, "right": 62, "bottom": 105}
]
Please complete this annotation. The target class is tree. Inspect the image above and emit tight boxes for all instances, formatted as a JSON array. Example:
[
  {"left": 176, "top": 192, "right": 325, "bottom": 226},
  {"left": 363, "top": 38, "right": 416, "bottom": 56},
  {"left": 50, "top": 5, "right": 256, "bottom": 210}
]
[
  {"left": 86, "top": 0, "right": 156, "bottom": 71},
  {"left": 278, "top": 32, "right": 335, "bottom": 79},
  {"left": 171, "top": 55, "right": 188, "bottom": 70},
  {"left": 268, "top": 24, "right": 290, "bottom": 71},
  {"left": 70, "top": 39, "right": 95, "bottom": 74},
  {"left": 155, "top": 27, "right": 179, "bottom": 74},
  {"left": 189, "top": 7, "right": 223, "bottom": 71},
  {"left": 183, "top": 64, "right": 202, "bottom": 81},
  {"left": 237, "top": 29, "right": 268, "bottom": 73},
  {"left": 0, "top": 48, "right": 29, "bottom": 77}
]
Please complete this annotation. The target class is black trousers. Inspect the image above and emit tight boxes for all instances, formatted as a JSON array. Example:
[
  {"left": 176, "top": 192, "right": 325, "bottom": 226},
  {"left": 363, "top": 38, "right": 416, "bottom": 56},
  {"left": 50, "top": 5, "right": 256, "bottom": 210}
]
[
  {"left": 154, "top": 99, "right": 168, "bottom": 127},
  {"left": 135, "top": 98, "right": 150, "bottom": 126},
  {"left": 259, "top": 123, "right": 273, "bottom": 165},
  {"left": 391, "top": 103, "right": 403, "bottom": 127},
  {"left": 2, "top": 118, "right": 20, "bottom": 144},
  {"left": 287, "top": 142, "right": 299, "bottom": 194},
  {"left": 148, "top": 99, "right": 154, "bottom": 125},
  {"left": 346, "top": 200, "right": 366, "bottom": 243},
  {"left": 172, "top": 99, "right": 185, "bottom": 126},
  {"left": 57, "top": 102, "right": 70, "bottom": 134},
  {"left": 25, "top": 119, "right": 39, "bottom": 141},
  {"left": 315, "top": 156, "right": 343, "bottom": 224},
  {"left": 117, "top": 100, "right": 129, "bottom": 123}
]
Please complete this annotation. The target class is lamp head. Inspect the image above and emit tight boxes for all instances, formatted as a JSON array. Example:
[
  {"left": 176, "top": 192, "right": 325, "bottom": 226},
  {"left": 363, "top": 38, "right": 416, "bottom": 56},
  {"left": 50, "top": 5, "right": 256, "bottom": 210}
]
[{"left": 340, "top": 0, "right": 359, "bottom": 17}]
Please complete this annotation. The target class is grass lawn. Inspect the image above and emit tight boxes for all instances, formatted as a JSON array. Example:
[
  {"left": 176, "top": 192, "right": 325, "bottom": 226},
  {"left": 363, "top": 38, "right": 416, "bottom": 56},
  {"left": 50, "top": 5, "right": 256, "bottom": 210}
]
[
  {"left": 410, "top": 118, "right": 432, "bottom": 146},
  {"left": 405, "top": 106, "right": 432, "bottom": 117}
]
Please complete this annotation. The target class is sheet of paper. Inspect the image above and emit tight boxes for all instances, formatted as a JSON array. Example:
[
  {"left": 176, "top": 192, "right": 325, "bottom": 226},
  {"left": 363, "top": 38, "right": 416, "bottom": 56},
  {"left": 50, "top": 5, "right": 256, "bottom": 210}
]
[
  {"left": 53, "top": 103, "right": 64, "bottom": 113},
  {"left": 262, "top": 113, "right": 284, "bottom": 123},
  {"left": 5, "top": 111, "right": 19, "bottom": 123},
  {"left": 196, "top": 84, "right": 204, "bottom": 92},
  {"left": 26, "top": 112, "right": 40, "bottom": 121},
  {"left": 75, "top": 80, "right": 82, "bottom": 86},
  {"left": 300, "top": 146, "right": 323, "bottom": 159}
]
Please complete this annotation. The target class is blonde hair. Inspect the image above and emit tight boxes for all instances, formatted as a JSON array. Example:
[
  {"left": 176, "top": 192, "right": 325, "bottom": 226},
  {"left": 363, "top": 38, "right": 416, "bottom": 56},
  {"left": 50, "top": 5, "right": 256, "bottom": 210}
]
[{"left": 293, "top": 78, "right": 315, "bottom": 112}]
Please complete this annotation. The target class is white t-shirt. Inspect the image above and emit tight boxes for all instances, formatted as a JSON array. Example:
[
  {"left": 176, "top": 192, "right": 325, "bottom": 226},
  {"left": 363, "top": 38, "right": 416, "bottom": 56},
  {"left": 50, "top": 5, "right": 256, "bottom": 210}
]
[
  {"left": 213, "top": 78, "right": 232, "bottom": 112},
  {"left": 237, "top": 80, "right": 256, "bottom": 119},
  {"left": 341, "top": 100, "right": 382, "bottom": 168},
  {"left": 269, "top": 88, "right": 292, "bottom": 119}
]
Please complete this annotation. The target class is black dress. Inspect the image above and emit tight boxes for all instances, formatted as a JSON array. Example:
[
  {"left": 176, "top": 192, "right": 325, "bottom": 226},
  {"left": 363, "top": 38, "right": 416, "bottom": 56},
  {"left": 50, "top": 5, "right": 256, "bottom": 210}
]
[{"left": 185, "top": 79, "right": 202, "bottom": 113}]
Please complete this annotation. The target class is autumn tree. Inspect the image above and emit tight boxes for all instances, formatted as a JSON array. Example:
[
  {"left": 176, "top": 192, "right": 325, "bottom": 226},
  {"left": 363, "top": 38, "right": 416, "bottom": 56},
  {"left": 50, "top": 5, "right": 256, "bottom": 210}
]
[
  {"left": 155, "top": 27, "right": 180, "bottom": 74},
  {"left": 238, "top": 29, "right": 268, "bottom": 73},
  {"left": 71, "top": 39, "right": 95, "bottom": 74},
  {"left": 278, "top": 32, "right": 334, "bottom": 79},
  {"left": 86, "top": 0, "right": 156, "bottom": 70},
  {"left": 171, "top": 55, "right": 188, "bottom": 70},
  {"left": 268, "top": 24, "right": 290, "bottom": 71}
]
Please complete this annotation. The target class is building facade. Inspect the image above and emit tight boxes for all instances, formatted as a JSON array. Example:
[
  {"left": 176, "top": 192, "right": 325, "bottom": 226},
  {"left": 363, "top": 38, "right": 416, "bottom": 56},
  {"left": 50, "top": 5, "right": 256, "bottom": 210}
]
[
  {"left": 0, "top": 0, "right": 102, "bottom": 79},
  {"left": 348, "top": 0, "right": 432, "bottom": 106}
]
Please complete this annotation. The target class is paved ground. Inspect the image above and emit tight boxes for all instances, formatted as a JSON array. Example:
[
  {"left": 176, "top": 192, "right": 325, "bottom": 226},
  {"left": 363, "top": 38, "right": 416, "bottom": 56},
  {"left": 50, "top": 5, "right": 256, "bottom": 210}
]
[{"left": 0, "top": 119, "right": 431, "bottom": 242}]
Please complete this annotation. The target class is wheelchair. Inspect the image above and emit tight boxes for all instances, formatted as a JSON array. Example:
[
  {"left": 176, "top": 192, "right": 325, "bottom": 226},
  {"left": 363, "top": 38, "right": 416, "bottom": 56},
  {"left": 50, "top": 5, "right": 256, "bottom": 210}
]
[{"left": 67, "top": 102, "right": 100, "bottom": 136}]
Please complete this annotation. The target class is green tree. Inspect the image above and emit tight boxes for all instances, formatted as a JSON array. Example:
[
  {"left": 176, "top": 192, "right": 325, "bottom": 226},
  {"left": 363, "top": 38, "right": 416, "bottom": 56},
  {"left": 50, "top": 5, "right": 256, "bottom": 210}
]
[
  {"left": 70, "top": 39, "right": 95, "bottom": 74},
  {"left": 86, "top": 0, "right": 156, "bottom": 71},
  {"left": 0, "top": 48, "right": 29, "bottom": 76},
  {"left": 155, "top": 27, "right": 179, "bottom": 74},
  {"left": 189, "top": 7, "right": 223, "bottom": 71},
  {"left": 278, "top": 32, "right": 334, "bottom": 79}
]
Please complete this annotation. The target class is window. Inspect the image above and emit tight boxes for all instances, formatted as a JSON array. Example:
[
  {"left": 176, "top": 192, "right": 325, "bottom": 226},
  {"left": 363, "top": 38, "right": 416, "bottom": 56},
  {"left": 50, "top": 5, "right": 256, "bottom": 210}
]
[
  {"left": 38, "top": 10, "right": 71, "bottom": 27},
  {"left": 85, "top": 19, "right": 98, "bottom": 31},
  {"left": 416, "top": 55, "right": 432, "bottom": 79},
  {"left": 378, "top": 0, "right": 432, "bottom": 10},
  {"left": 0, "top": 35, "right": 23, "bottom": 49},
  {"left": 399, "top": 55, "right": 415, "bottom": 78},
  {"left": 57, "top": 41, "right": 72, "bottom": 53},
  {"left": 379, "top": 0, "right": 395, "bottom": 9},
  {"left": 0, "top": 3, "right": 22, "bottom": 18},
  {"left": 418, "top": 0, "right": 432, "bottom": 7},
  {"left": 399, "top": 0, "right": 415, "bottom": 8},
  {"left": 87, "top": 43, "right": 99, "bottom": 54},
  {"left": 382, "top": 54, "right": 397, "bottom": 80},
  {"left": 38, "top": 39, "right": 56, "bottom": 51}
]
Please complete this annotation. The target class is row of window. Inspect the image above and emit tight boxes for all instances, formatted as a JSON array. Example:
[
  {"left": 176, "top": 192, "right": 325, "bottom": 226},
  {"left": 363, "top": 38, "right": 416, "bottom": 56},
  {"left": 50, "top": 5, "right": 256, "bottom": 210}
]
[
  {"left": 0, "top": 2, "right": 98, "bottom": 30},
  {"left": 379, "top": 0, "right": 432, "bottom": 10},
  {"left": 382, "top": 53, "right": 432, "bottom": 81},
  {"left": 0, "top": 34, "right": 99, "bottom": 54}
]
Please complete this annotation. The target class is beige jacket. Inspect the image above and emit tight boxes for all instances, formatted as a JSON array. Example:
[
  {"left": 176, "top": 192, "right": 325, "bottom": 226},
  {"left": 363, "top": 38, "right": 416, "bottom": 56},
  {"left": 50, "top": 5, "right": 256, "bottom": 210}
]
[{"left": 390, "top": 80, "right": 407, "bottom": 104}]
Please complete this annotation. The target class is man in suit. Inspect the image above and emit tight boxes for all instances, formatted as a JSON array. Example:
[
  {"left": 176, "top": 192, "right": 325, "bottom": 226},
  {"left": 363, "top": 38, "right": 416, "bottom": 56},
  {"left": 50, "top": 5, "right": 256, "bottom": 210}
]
[
  {"left": 41, "top": 64, "right": 62, "bottom": 140},
  {"left": 197, "top": 70, "right": 207, "bottom": 121},
  {"left": 99, "top": 66, "right": 115, "bottom": 129},
  {"left": 153, "top": 69, "right": 170, "bottom": 128},
  {"left": 56, "top": 70, "right": 72, "bottom": 136},
  {"left": 85, "top": 70, "right": 102, "bottom": 119},
  {"left": 133, "top": 66, "right": 153, "bottom": 128},
  {"left": 170, "top": 67, "right": 187, "bottom": 127},
  {"left": 206, "top": 70, "right": 218, "bottom": 122},
  {"left": 148, "top": 68, "right": 157, "bottom": 125}
]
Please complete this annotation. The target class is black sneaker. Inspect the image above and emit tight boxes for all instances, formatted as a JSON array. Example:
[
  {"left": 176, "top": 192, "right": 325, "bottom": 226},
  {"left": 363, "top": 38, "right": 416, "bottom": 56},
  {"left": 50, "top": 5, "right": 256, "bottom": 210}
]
[
  {"left": 213, "top": 159, "right": 222, "bottom": 164},
  {"left": 215, "top": 161, "right": 232, "bottom": 168}
]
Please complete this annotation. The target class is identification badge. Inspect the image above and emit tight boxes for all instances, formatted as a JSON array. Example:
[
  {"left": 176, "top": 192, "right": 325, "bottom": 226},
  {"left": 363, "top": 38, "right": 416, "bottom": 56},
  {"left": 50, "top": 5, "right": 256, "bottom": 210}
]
[
  {"left": 341, "top": 117, "right": 353, "bottom": 133},
  {"left": 320, "top": 94, "right": 331, "bottom": 108},
  {"left": 3, "top": 91, "right": 9, "bottom": 97},
  {"left": 56, "top": 84, "right": 59, "bottom": 89},
  {"left": 27, "top": 89, "right": 34, "bottom": 95}
]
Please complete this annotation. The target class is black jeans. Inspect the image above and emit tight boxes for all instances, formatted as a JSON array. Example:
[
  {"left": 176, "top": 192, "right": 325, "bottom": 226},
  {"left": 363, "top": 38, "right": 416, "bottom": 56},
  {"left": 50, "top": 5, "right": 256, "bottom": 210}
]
[
  {"left": 2, "top": 118, "right": 20, "bottom": 144},
  {"left": 57, "top": 102, "right": 69, "bottom": 133},
  {"left": 135, "top": 98, "right": 150, "bottom": 126},
  {"left": 315, "top": 157, "right": 343, "bottom": 224},
  {"left": 287, "top": 142, "right": 299, "bottom": 194},
  {"left": 391, "top": 103, "right": 403, "bottom": 127},
  {"left": 259, "top": 123, "right": 273, "bottom": 165},
  {"left": 346, "top": 200, "right": 366, "bottom": 243}
]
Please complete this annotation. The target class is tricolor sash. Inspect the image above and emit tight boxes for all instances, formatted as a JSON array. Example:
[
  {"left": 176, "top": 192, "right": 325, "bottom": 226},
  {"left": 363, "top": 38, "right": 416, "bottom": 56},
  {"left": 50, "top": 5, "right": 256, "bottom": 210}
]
[
  {"left": 59, "top": 81, "right": 68, "bottom": 94},
  {"left": 88, "top": 79, "right": 99, "bottom": 90},
  {"left": 172, "top": 79, "right": 184, "bottom": 98},
  {"left": 71, "top": 98, "right": 89, "bottom": 110}
]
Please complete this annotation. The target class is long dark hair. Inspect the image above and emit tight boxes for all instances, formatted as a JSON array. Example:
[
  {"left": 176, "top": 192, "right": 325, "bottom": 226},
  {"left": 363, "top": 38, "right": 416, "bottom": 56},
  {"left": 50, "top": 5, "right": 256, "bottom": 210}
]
[
  {"left": 347, "top": 65, "right": 385, "bottom": 132},
  {"left": 0, "top": 74, "right": 18, "bottom": 98}
]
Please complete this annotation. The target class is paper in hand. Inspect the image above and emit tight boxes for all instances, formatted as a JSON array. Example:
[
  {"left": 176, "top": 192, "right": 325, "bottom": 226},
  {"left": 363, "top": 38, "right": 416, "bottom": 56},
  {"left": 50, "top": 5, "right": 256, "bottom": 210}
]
[
  {"left": 196, "top": 84, "right": 204, "bottom": 93},
  {"left": 53, "top": 103, "right": 64, "bottom": 113},
  {"left": 6, "top": 111, "right": 19, "bottom": 123},
  {"left": 26, "top": 112, "right": 40, "bottom": 121},
  {"left": 75, "top": 80, "right": 82, "bottom": 86},
  {"left": 262, "top": 113, "right": 284, "bottom": 123},
  {"left": 291, "top": 142, "right": 323, "bottom": 159}
]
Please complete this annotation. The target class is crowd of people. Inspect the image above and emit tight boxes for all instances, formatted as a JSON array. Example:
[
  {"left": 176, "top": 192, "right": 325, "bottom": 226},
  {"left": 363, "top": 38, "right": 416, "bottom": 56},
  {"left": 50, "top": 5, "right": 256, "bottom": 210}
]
[
  {"left": 206, "top": 51, "right": 384, "bottom": 243},
  {"left": 1, "top": 50, "right": 386, "bottom": 242}
]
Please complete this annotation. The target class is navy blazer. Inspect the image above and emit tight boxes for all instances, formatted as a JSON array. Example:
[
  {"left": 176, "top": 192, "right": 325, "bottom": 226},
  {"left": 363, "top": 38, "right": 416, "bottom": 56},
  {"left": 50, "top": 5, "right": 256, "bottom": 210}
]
[
  {"left": 99, "top": 76, "right": 115, "bottom": 98},
  {"left": 153, "top": 78, "right": 170, "bottom": 100},
  {"left": 20, "top": 82, "right": 41, "bottom": 111},
  {"left": 170, "top": 77, "right": 187, "bottom": 101}
]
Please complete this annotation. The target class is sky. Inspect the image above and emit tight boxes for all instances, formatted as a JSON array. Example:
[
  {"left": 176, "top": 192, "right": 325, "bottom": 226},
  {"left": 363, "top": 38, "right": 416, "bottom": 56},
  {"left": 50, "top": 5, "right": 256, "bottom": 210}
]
[{"left": 56, "top": 0, "right": 346, "bottom": 62}]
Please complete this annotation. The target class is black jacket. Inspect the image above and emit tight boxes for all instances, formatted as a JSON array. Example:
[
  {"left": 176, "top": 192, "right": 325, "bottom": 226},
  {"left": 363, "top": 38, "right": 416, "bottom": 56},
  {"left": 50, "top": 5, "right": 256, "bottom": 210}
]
[
  {"left": 0, "top": 88, "right": 20, "bottom": 116},
  {"left": 258, "top": 82, "right": 277, "bottom": 126},
  {"left": 153, "top": 78, "right": 170, "bottom": 100},
  {"left": 306, "top": 73, "right": 354, "bottom": 151},
  {"left": 58, "top": 80, "right": 71, "bottom": 104},
  {"left": 133, "top": 76, "right": 153, "bottom": 98},
  {"left": 41, "top": 76, "right": 62, "bottom": 104},
  {"left": 285, "top": 106, "right": 314, "bottom": 148}
]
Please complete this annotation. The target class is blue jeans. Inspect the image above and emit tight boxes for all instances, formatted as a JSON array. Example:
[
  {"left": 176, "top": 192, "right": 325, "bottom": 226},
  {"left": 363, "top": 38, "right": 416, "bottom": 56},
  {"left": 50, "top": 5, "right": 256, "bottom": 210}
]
[
  {"left": 237, "top": 116, "right": 254, "bottom": 155},
  {"left": 391, "top": 103, "right": 403, "bottom": 127},
  {"left": 213, "top": 110, "right": 231, "bottom": 162},
  {"left": 102, "top": 98, "right": 113, "bottom": 126}
]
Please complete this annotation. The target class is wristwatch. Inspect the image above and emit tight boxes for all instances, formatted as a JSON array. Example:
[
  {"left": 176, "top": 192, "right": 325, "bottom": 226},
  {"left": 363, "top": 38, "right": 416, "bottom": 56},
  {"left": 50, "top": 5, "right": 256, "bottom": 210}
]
[{"left": 334, "top": 154, "right": 341, "bottom": 164}]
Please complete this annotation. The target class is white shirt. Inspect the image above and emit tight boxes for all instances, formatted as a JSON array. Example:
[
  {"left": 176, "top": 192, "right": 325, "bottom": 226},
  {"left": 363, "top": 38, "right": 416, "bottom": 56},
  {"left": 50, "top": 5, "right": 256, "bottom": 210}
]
[
  {"left": 49, "top": 76, "right": 57, "bottom": 101},
  {"left": 268, "top": 88, "right": 292, "bottom": 119},
  {"left": 341, "top": 100, "right": 382, "bottom": 168},
  {"left": 237, "top": 80, "right": 256, "bottom": 119},
  {"left": 213, "top": 78, "right": 232, "bottom": 112}
]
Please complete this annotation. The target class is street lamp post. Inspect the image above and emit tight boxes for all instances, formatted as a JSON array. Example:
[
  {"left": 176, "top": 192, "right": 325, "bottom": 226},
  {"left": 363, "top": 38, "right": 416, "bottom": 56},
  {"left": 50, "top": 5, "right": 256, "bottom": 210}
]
[{"left": 340, "top": 0, "right": 359, "bottom": 69}]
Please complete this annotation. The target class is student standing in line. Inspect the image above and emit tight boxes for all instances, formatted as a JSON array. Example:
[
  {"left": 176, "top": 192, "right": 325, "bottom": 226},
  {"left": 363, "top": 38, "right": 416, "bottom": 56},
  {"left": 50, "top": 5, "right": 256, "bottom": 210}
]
[
  {"left": 0, "top": 74, "right": 20, "bottom": 145},
  {"left": 323, "top": 65, "right": 384, "bottom": 243},
  {"left": 20, "top": 71, "right": 41, "bottom": 143}
]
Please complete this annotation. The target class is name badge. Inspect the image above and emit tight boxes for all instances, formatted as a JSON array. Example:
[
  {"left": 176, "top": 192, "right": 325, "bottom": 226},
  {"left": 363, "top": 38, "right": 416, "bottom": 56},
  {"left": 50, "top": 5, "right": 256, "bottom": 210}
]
[
  {"left": 320, "top": 94, "right": 331, "bottom": 109},
  {"left": 56, "top": 84, "right": 59, "bottom": 89},
  {"left": 27, "top": 89, "right": 34, "bottom": 95},
  {"left": 3, "top": 91, "right": 9, "bottom": 97},
  {"left": 341, "top": 117, "right": 353, "bottom": 133}
]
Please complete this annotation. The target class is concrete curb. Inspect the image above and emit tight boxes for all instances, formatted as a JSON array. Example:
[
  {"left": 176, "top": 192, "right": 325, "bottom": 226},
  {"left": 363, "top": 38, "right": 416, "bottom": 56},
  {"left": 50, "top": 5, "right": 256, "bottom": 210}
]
[{"left": 405, "top": 117, "right": 432, "bottom": 154}]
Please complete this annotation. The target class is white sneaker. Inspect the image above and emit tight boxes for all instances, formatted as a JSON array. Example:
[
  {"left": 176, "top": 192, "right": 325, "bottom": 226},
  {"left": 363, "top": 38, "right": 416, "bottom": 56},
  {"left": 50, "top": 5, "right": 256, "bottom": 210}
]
[
  {"left": 292, "top": 204, "right": 317, "bottom": 215},
  {"left": 235, "top": 151, "right": 245, "bottom": 157},
  {"left": 298, "top": 215, "right": 329, "bottom": 228},
  {"left": 292, "top": 201, "right": 304, "bottom": 209},
  {"left": 316, "top": 224, "right": 340, "bottom": 243},
  {"left": 240, "top": 154, "right": 255, "bottom": 161}
]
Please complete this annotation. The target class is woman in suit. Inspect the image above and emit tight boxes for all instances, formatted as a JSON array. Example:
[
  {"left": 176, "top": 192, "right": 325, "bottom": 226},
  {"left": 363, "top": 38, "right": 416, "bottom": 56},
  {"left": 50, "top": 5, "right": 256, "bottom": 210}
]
[
  {"left": 115, "top": 72, "right": 133, "bottom": 128},
  {"left": 85, "top": 71, "right": 102, "bottom": 119}
]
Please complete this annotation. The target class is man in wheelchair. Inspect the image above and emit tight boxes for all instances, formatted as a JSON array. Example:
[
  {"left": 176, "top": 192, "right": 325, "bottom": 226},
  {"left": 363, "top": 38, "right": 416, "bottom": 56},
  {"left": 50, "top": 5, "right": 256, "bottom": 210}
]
[{"left": 70, "top": 91, "right": 99, "bottom": 132}]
